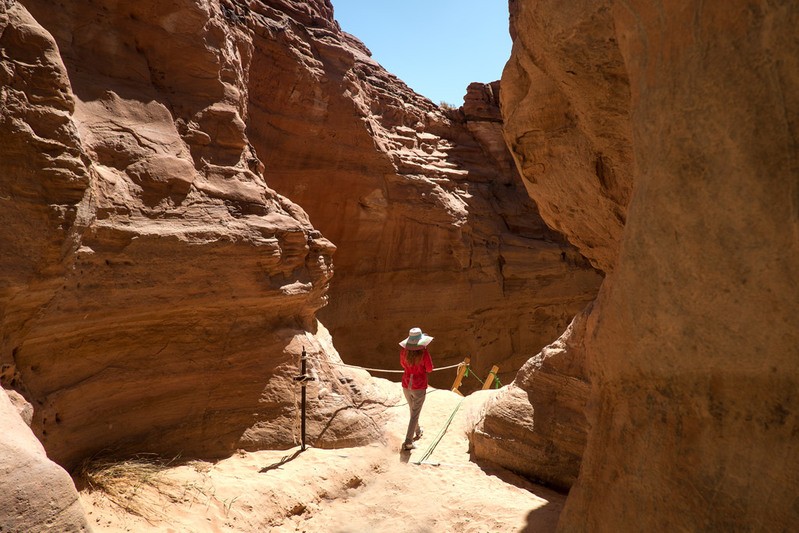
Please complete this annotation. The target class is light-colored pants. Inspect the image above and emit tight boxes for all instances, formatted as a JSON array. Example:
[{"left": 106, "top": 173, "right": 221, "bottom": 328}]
[{"left": 402, "top": 387, "right": 426, "bottom": 445}]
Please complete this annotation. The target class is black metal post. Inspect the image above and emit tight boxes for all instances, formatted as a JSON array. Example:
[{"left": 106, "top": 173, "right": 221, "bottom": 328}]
[{"left": 300, "top": 346, "right": 307, "bottom": 451}]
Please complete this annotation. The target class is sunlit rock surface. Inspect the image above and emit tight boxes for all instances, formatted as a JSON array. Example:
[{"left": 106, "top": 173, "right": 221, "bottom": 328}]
[
  {"left": 0, "top": 389, "right": 90, "bottom": 532},
  {"left": 0, "top": 0, "right": 383, "bottom": 471},
  {"left": 243, "top": 5, "right": 602, "bottom": 387},
  {"left": 502, "top": 0, "right": 634, "bottom": 273}
]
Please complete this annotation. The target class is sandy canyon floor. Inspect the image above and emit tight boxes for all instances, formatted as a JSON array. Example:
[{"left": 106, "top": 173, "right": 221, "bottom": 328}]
[{"left": 79, "top": 379, "right": 564, "bottom": 532}]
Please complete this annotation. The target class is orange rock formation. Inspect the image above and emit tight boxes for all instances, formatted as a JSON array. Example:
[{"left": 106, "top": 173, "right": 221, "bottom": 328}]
[
  {"left": 470, "top": 304, "right": 591, "bottom": 490},
  {"left": 0, "top": 0, "right": 383, "bottom": 475},
  {"left": 0, "top": 390, "right": 90, "bottom": 532},
  {"left": 501, "top": 0, "right": 799, "bottom": 530},
  {"left": 4, "top": 0, "right": 795, "bottom": 530},
  {"left": 243, "top": 7, "right": 602, "bottom": 386},
  {"left": 1, "top": 0, "right": 599, "bottom": 521}
]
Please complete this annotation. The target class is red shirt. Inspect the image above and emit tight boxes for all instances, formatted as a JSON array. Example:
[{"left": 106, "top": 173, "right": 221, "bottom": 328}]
[{"left": 400, "top": 348, "right": 433, "bottom": 390}]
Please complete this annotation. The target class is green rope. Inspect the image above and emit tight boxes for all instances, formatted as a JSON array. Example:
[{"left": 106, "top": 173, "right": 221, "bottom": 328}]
[
  {"left": 412, "top": 399, "right": 464, "bottom": 465},
  {"left": 466, "top": 366, "right": 484, "bottom": 385}
]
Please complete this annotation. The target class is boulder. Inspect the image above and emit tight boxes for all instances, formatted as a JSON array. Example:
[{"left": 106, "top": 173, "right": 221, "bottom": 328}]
[
  {"left": 470, "top": 306, "right": 590, "bottom": 490},
  {"left": 0, "top": 389, "right": 90, "bottom": 532}
]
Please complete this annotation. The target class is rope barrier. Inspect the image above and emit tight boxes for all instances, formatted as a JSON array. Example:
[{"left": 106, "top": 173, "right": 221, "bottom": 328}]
[
  {"left": 306, "top": 355, "right": 463, "bottom": 375},
  {"left": 299, "top": 352, "right": 501, "bottom": 462},
  {"left": 463, "top": 365, "right": 502, "bottom": 389},
  {"left": 464, "top": 365, "right": 484, "bottom": 385},
  {"left": 307, "top": 355, "right": 502, "bottom": 391},
  {"left": 412, "top": 398, "right": 463, "bottom": 465}
]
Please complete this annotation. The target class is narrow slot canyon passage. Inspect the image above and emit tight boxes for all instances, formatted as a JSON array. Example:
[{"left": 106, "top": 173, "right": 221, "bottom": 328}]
[{"left": 1, "top": 0, "right": 797, "bottom": 531}]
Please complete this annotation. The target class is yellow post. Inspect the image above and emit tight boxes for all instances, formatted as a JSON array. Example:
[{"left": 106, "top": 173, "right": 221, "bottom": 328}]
[
  {"left": 450, "top": 357, "right": 470, "bottom": 396},
  {"left": 482, "top": 365, "right": 500, "bottom": 390}
]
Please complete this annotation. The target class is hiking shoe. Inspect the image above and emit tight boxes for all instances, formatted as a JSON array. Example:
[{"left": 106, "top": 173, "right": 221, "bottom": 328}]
[
  {"left": 402, "top": 442, "right": 415, "bottom": 451},
  {"left": 413, "top": 428, "right": 424, "bottom": 441}
]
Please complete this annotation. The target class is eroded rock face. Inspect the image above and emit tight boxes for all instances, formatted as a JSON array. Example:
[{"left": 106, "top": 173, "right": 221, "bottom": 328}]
[
  {"left": 470, "top": 305, "right": 590, "bottom": 490},
  {"left": 502, "top": 0, "right": 634, "bottom": 273},
  {"left": 242, "top": 5, "right": 602, "bottom": 387},
  {"left": 0, "top": 0, "right": 381, "bottom": 470},
  {"left": 0, "top": 389, "right": 90, "bottom": 532},
  {"left": 504, "top": 0, "right": 799, "bottom": 529}
]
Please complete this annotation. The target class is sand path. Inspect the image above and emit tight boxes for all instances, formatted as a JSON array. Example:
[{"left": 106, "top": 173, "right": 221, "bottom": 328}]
[{"left": 81, "top": 380, "right": 564, "bottom": 532}]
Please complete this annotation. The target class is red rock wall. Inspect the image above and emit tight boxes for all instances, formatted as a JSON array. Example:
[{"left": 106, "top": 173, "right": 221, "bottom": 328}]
[
  {"left": 0, "top": 0, "right": 601, "bottom": 477},
  {"left": 503, "top": 0, "right": 799, "bottom": 529},
  {"left": 242, "top": 5, "right": 602, "bottom": 387},
  {"left": 0, "top": 0, "right": 381, "bottom": 470},
  {"left": 502, "top": 0, "right": 634, "bottom": 273},
  {"left": 470, "top": 0, "right": 628, "bottom": 486}
]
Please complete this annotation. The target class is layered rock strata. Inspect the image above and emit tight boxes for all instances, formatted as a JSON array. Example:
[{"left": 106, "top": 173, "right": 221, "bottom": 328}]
[
  {"left": 470, "top": 305, "right": 590, "bottom": 490},
  {"left": 0, "top": 0, "right": 382, "bottom": 472},
  {"left": 242, "top": 5, "right": 602, "bottom": 388},
  {"left": 503, "top": 0, "right": 799, "bottom": 530}
]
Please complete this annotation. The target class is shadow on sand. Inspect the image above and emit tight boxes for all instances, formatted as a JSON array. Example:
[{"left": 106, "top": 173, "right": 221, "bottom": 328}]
[
  {"left": 472, "top": 458, "right": 566, "bottom": 533},
  {"left": 398, "top": 448, "right": 412, "bottom": 464},
  {"left": 259, "top": 448, "right": 306, "bottom": 473}
]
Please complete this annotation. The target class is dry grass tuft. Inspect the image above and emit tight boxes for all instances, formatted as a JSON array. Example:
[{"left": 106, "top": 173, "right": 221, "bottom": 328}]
[{"left": 77, "top": 454, "right": 190, "bottom": 522}]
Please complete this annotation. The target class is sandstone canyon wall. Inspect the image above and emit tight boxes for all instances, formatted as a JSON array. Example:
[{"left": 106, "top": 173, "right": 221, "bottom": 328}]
[
  {"left": 502, "top": 0, "right": 634, "bottom": 274},
  {"left": 502, "top": 0, "right": 799, "bottom": 530},
  {"left": 0, "top": 0, "right": 384, "bottom": 475},
  {"left": 240, "top": 5, "right": 602, "bottom": 387},
  {"left": 468, "top": 0, "right": 635, "bottom": 489},
  {"left": 6, "top": 0, "right": 793, "bottom": 530},
  {"left": 0, "top": 0, "right": 599, "bottom": 491}
]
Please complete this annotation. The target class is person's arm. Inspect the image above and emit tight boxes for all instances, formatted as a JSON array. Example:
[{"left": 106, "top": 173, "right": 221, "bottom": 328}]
[
  {"left": 424, "top": 349, "right": 433, "bottom": 373},
  {"left": 400, "top": 348, "right": 408, "bottom": 370}
]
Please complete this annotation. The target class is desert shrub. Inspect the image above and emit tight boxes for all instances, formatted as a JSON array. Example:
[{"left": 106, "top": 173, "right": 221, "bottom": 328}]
[{"left": 77, "top": 454, "right": 184, "bottom": 521}]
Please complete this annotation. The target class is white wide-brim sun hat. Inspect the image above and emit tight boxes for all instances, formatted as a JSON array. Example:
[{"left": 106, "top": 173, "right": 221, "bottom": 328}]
[{"left": 399, "top": 327, "right": 434, "bottom": 350}]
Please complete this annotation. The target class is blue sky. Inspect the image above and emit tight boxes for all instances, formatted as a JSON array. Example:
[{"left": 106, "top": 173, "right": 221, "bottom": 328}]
[{"left": 332, "top": 0, "right": 512, "bottom": 107}]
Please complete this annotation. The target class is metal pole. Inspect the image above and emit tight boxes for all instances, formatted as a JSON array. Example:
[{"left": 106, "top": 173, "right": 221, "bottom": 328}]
[{"left": 301, "top": 346, "right": 307, "bottom": 451}]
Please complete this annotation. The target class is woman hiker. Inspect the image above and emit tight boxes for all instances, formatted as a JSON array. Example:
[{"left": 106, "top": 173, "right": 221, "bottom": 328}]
[{"left": 399, "top": 327, "right": 434, "bottom": 451}]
